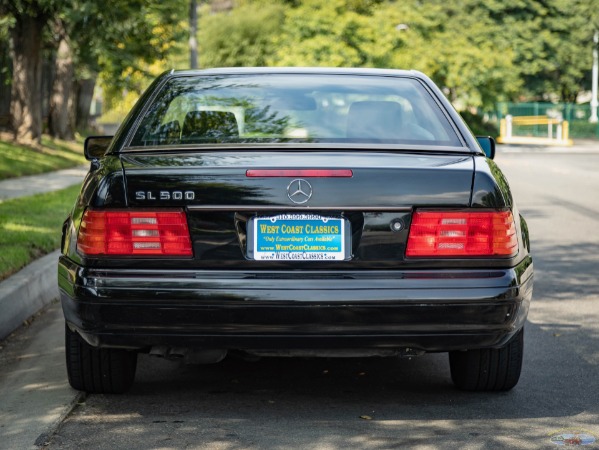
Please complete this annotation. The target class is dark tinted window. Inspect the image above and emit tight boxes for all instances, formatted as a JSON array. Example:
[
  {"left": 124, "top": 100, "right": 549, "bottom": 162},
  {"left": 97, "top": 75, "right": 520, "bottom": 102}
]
[{"left": 129, "top": 74, "right": 461, "bottom": 147}]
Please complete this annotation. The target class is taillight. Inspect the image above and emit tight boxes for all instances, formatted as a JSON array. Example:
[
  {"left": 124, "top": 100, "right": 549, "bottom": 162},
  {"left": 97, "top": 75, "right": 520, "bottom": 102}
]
[
  {"left": 246, "top": 169, "right": 353, "bottom": 177},
  {"left": 406, "top": 211, "right": 518, "bottom": 257},
  {"left": 77, "top": 209, "right": 192, "bottom": 256}
]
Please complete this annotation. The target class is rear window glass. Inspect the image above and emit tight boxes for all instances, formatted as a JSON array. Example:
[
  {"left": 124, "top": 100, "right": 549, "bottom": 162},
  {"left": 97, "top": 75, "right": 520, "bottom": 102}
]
[{"left": 129, "top": 74, "right": 461, "bottom": 148}]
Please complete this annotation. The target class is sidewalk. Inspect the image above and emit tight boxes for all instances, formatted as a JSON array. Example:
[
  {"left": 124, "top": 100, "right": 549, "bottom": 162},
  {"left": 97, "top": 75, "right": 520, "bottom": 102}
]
[
  {"left": 0, "top": 165, "right": 88, "bottom": 202},
  {"left": 0, "top": 301, "right": 83, "bottom": 449},
  {"left": 0, "top": 165, "right": 88, "bottom": 340},
  {"left": 497, "top": 138, "right": 599, "bottom": 154}
]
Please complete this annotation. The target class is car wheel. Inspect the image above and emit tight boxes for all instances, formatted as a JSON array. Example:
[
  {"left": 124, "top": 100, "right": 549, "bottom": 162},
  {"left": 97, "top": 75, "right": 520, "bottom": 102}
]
[
  {"left": 449, "top": 328, "right": 523, "bottom": 392},
  {"left": 65, "top": 325, "right": 137, "bottom": 394}
]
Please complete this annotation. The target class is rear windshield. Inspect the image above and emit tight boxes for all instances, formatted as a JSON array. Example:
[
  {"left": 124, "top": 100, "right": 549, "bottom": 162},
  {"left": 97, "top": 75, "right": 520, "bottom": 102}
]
[{"left": 129, "top": 74, "right": 461, "bottom": 148}]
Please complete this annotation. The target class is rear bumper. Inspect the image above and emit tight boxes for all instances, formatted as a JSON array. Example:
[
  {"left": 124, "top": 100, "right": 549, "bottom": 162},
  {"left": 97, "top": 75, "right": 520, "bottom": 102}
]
[{"left": 58, "top": 256, "right": 533, "bottom": 352}]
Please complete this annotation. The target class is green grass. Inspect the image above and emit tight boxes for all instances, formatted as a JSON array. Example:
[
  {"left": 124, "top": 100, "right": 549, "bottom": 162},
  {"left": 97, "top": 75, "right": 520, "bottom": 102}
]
[
  {"left": 0, "top": 184, "right": 81, "bottom": 281},
  {"left": 0, "top": 135, "right": 86, "bottom": 181}
]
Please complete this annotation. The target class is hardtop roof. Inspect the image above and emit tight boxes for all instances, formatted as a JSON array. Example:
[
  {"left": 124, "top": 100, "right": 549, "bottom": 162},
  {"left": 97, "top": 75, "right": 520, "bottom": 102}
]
[{"left": 167, "top": 67, "right": 424, "bottom": 78}]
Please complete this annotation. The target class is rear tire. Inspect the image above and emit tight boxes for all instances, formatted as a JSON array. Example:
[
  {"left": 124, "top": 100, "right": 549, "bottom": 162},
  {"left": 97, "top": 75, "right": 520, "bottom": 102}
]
[
  {"left": 65, "top": 325, "right": 137, "bottom": 394},
  {"left": 449, "top": 328, "right": 523, "bottom": 391}
]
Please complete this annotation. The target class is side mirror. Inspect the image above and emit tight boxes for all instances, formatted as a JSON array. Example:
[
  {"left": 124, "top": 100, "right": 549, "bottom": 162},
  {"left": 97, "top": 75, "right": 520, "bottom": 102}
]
[
  {"left": 84, "top": 136, "right": 113, "bottom": 161},
  {"left": 476, "top": 136, "right": 496, "bottom": 160}
]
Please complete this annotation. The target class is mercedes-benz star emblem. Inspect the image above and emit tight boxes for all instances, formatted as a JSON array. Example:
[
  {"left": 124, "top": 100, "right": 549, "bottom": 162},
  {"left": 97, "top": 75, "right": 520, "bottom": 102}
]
[{"left": 287, "top": 179, "right": 313, "bottom": 204}]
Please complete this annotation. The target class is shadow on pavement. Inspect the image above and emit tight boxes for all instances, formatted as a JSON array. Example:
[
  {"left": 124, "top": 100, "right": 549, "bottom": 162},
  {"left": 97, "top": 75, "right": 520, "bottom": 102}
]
[{"left": 48, "top": 315, "right": 599, "bottom": 449}]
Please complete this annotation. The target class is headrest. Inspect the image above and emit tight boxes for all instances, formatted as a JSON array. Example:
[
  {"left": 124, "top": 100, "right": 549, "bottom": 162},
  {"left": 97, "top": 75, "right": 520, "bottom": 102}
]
[
  {"left": 181, "top": 111, "right": 238, "bottom": 140},
  {"left": 346, "top": 101, "right": 403, "bottom": 140}
]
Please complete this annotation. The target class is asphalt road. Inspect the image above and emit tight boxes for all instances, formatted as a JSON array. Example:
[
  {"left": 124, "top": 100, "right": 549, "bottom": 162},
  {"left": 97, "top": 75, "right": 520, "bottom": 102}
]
[{"left": 9, "top": 147, "right": 599, "bottom": 449}]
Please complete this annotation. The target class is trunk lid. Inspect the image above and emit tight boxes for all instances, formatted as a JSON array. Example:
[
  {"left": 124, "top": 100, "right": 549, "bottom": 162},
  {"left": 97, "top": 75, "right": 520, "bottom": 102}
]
[{"left": 120, "top": 150, "right": 474, "bottom": 268}]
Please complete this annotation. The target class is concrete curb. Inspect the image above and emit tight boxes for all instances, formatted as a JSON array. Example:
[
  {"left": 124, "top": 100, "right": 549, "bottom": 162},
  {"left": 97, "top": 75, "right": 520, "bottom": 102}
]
[
  {"left": 0, "top": 250, "right": 60, "bottom": 341},
  {"left": 34, "top": 391, "right": 86, "bottom": 448}
]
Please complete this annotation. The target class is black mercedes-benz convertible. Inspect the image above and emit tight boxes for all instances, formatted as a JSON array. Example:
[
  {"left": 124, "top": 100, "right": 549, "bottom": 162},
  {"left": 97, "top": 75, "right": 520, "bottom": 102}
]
[{"left": 59, "top": 68, "right": 533, "bottom": 393}]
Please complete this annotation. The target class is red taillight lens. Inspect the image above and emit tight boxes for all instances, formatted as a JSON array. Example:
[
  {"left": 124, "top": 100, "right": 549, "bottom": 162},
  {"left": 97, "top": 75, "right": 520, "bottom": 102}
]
[
  {"left": 406, "top": 211, "right": 518, "bottom": 257},
  {"left": 246, "top": 169, "right": 353, "bottom": 177},
  {"left": 77, "top": 210, "right": 193, "bottom": 256}
]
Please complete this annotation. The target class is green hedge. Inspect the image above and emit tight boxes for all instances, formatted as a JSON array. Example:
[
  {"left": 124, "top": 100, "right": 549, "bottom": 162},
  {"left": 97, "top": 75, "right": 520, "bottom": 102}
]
[{"left": 459, "top": 111, "right": 499, "bottom": 139}]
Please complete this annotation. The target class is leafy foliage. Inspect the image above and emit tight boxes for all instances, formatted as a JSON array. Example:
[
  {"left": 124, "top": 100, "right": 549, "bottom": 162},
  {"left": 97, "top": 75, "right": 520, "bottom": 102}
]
[
  {"left": 199, "top": 2, "right": 285, "bottom": 68},
  {"left": 262, "top": 0, "right": 599, "bottom": 109},
  {"left": 459, "top": 111, "right": 499, "bottom": 138},
  {"left": 476, "top": 0, "right": 599, "bottom": 102},
  {"left": 269, "top": 0, "right": 522, "bottom": 109},
  {"left": 73, "top": 1, "right": 186, "bottom": 107},
  {"left": 269, "top": 0, "right": 380, "bottom": 67},
  {"left": 3, "top": 0, "right": 599, "bottom": 131}
]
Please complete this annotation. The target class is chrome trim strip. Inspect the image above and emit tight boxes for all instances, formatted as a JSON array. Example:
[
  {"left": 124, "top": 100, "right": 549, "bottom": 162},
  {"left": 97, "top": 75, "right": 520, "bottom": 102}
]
[{"left": 187, "top": 205, "right": 412, "bottom": 212}]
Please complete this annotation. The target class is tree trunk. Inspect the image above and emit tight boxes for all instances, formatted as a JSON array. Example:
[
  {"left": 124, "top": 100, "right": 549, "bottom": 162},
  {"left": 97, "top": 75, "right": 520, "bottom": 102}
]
[
  {"left": 75, "top": 78, "right": 96, "bottom": 131},
  {"left": 10, "top": 13, "right": 47, "bottom": 144},
  {"left": 0, "top": 39, "right": 12, "bottom": 124},
  {"left": 49, "top": 25, "right": 75, "bottom": 140},
  {"left": 189, "top": 0, "right": 198, "bottom": 69}
]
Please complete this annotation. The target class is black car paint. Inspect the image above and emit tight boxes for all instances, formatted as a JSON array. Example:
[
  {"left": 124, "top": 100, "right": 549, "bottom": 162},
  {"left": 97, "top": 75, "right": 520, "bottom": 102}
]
[{"left": 59, "top": 68, "right": 532, "bottom": 356}]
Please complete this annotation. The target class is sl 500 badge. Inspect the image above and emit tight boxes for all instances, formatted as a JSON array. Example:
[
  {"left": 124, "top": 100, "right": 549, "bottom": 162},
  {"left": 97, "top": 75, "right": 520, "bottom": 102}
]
[{"left": 135, "top": 191, "right": 195, "bottom": 201}]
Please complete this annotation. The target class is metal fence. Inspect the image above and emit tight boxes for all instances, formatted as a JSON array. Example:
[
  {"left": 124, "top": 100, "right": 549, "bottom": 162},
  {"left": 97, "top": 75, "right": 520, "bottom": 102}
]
[{"left": 497, "top": 102, "right": 599, "bottom": 139}]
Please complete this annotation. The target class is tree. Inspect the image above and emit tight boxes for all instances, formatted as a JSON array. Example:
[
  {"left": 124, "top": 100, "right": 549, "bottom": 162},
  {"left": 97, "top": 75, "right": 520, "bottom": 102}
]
[
  {"left": 267, "top": 0, "right": 599, "bottom": 108},
  {"left": 269, "top": 0, "right": 520, "bottom": 110},
  {"left": 0, "top": 0, "right": 64, "bottom": 144},
  {"left": 48, "top": 19, "right": 74, "bottom": 139},
  {"left": 4, "top": 0, "right": 598, "bottom": 144},
  {"left": 50, "top": 1, "right": 185, "bottom": 137},
  {"left": 401, "top": 0, "right": 522, "bottom": 109},
  {"left": 0, "top": 0, "right": 185, "bottom": 143},
  {"left": 199, "top": 1, "right": 285, "bottom": 68},
  {"left": 471, "top": 0, "right": 599, "bottom": 102},
  {"left": 269, "top": 0, "right": 383, "bottom": 67},
  {"left": 190, "top": 0, "right": 198, "bottom": 69}
]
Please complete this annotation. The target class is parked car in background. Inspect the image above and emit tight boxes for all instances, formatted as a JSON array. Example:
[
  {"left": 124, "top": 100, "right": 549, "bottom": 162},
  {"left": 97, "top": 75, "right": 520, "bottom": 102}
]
[{"left": 59, "top": 68, "right": 533, "bottom": 393}]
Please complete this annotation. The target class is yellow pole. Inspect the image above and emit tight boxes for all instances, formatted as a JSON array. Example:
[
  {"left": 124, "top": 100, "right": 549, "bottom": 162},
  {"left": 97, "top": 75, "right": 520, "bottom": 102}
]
[{"left": 499, "top": 118, "right": 506, "bottom": 142}]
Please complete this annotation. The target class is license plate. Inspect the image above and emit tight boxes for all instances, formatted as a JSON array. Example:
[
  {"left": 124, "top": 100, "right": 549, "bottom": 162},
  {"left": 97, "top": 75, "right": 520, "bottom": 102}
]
[{"left": 248, "top": 214, "right": 350, "bottom": 261}]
